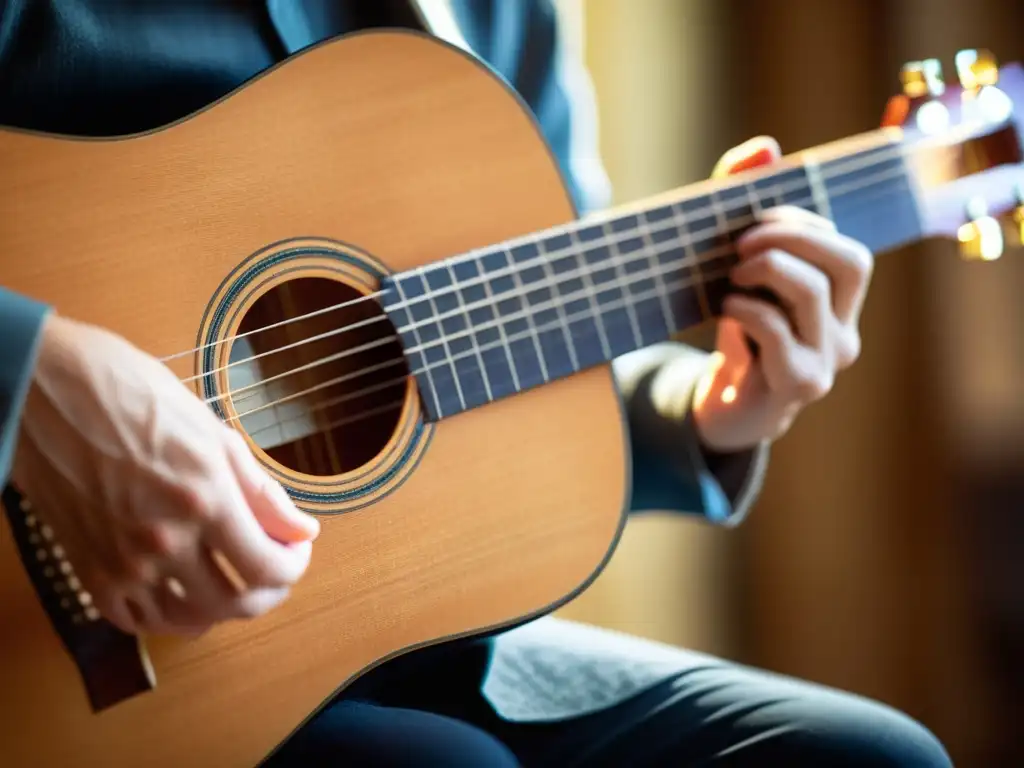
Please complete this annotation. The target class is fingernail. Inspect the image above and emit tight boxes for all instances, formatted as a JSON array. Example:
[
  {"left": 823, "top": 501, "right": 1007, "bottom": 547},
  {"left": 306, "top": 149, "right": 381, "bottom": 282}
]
[
  {"left": 728, "top": 147, "right": 775, "bottom": 175},
  {"left": 269, "top": 483, "right": 320, "bottom": 539},
  {"left": 300, "top": 513, "right": 321, "bottom": 539}
]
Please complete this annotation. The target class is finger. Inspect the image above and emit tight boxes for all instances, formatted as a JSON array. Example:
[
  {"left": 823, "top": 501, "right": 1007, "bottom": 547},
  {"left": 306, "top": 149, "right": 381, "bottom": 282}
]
[
  {"left": 224, "top": 430, "right": 320, "bottom": 544},
  {"left": 204, "top": 476, "right": 314, "bottom": 589},
  {"left": 880, "top": 94, "right": 910, "bottom": 128},
  {"left": 713, "top": 135, "right": 782, "bottom": 179},
  {"left": 730, "top": 249, "right": 832, "bottom": 349},
  {"left": 756, "top": 204, "right": 835, "bottom": 232},
  {"left": 715, "top": 316, "right": 754, "bottom": 369},
  {"left": 122, "top": 578, "right": 212, "bottom": 638},
  {"left": 735, "top": 221, "right": 873, "bottom": 325},
  {"left": 96, "top": 587, "right": 157, "bottom": 636},
  {"left": 722, "top": 294, "right": 832, "bottom": 403},
  {"left": 154, "top": 555, "right": 292, "bottom": 630}
]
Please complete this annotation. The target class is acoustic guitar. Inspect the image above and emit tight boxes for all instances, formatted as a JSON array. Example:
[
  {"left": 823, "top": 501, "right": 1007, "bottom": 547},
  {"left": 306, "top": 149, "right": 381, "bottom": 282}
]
[{"left": 0, "top": 32, "right": 1020, "bottom": 767}]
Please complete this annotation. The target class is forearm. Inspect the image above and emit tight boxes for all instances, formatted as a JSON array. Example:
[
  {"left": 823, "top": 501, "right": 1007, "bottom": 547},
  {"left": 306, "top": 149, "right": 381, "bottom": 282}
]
[
  {"left": 0, "top": 287, "right": 51, "bottom": 485},
  {"left": 614, "top": 344, "right": 769, "bottom": 526}
]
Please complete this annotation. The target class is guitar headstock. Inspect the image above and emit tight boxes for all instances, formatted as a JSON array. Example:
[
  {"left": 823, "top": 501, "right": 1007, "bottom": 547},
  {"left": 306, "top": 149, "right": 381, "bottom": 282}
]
[{"left": 893, "top": 49, "right": 1024, "bottom": 261}]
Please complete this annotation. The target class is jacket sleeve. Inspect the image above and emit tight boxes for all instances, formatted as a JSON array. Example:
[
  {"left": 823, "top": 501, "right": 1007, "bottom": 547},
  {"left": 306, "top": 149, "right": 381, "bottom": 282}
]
[
  {"left": 0, "top": 287, "right": 50, "bottom": 486},
  {"left": 612, "top": 345, "right": 769, "bottom": 526},
  {"left": 450, "top": 0, "right": 768, "bottom": 524}
]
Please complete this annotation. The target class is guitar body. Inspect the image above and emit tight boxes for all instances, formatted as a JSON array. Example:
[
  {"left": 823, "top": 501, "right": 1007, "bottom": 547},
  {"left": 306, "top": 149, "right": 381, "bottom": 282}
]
[{"left": 0, "top": 32, "right": 628, "bottom": 767}]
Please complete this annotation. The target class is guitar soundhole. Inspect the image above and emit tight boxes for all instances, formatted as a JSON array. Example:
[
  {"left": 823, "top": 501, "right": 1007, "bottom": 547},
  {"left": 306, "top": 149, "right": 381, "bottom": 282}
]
[{"left": 228, "top": 277, "right": 409, "bottom": 476}]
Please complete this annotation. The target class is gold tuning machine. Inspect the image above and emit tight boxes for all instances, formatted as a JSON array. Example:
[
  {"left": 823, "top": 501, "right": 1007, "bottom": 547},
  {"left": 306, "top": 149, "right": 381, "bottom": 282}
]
[
  {"left": 901, "top": 58, "right": 945, "bottom": 99},
  {"left": 1012, "top": 184, "right": 1024, "bottom": 246},
  {"left": 955, "top": 49, "right": 999, "bottom": 92},
  {"left": 957, "top": 197, "right": 1004, "bottom": 262}
]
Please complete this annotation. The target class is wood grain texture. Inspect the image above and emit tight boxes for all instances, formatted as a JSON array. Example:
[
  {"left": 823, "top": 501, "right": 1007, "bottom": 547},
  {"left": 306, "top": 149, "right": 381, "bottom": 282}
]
[{"left": 0, "top": 32, "right": 629, "bottom": 767}]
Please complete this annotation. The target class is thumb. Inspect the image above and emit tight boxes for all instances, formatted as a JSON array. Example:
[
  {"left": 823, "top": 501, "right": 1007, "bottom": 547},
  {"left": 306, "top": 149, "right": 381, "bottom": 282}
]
[
  {"left": 712, "top": 135, "right": 782, "bottom": 179},
  {"left": 716, "top": 316, "right": 754, "bottom": 370},
  {"left": 225, "top": 432, "right": 321, "bottom": 544}
]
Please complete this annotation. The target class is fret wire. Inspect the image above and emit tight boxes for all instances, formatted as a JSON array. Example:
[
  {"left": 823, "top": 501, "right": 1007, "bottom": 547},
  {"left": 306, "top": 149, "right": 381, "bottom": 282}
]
[
  {"left": 390, "top": 278, "right": 446, "bottom": 419},
  {"left": 672, "top": 201, "right": 712, "bottom": 321},
  {"left": 443, "top": 260, "right": 494, "bottom": 403},
  {"left": 710, "top": 189, "right": 730, "bottom": 235},
  {"left": 635, "top": 210, "right": 679, "bottom": 334},
  {"left": 417, "top": 271, "right": 468, "bottom": 413},
  {"left": 745, "top": 177, "right": 765, "bottom": 218},
  {"left": 503, "top": 246, "right": 551, "bottom": 383},
  {"left": 472, "top": 251, "right": 522, "bottom": 392},
  {"left": 535, "top": 238, "right": 581, "bottom": 372},
  {"left": 599, "top": 220, "right": 645, "bottom": 349},
  {"left": 568, "top": 228, "right": 614, "bottom": 360},
  {"left": 803, "top": 150, "right": 834, "bottom": 220}
]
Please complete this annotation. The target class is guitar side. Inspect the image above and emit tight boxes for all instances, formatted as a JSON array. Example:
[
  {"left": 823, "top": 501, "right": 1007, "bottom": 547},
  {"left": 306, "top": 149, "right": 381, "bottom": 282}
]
[{"left": 0, "top": 32, "right": 628, "bottom": 767}]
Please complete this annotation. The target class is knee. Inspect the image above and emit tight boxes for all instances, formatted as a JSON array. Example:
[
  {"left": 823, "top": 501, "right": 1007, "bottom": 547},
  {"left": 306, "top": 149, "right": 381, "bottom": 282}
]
[{"left": 806, "top": 692, "right": 953, "bottom": 768}]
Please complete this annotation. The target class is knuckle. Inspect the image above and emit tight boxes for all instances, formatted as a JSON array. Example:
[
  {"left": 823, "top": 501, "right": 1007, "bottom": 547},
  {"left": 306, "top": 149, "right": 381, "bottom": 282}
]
[
  {"left": 786, "top": 360, "right": 833, "bottom": 402},
  {"left": 797, "top": 372, "right": 833, "bottom": 401},
  {"left": 137, "top": 521, "right": 179, "bottom": 557},
  {"left": 177, "top": 486, "right": 215, "bottom": 524},
  {"left": 109, "top": 548, "right": 152, "bottom": 584},
  {"left": 809, "top": 267, "right": 831, "bottom": 296},
  {"left": 234, "top": 587, "right": 288, "bottom": 619},
  {"left": 837, "top": 332, "right": 862, "bottom": 368},
  {"left": 795, "top": 269, "right": 829, "bottom": 307},
  {"left": 759, "top": 249, "right": 786, "bottom": 278},
  {"left": 849, "top": 244, "right": 875, "bottom": 278}
]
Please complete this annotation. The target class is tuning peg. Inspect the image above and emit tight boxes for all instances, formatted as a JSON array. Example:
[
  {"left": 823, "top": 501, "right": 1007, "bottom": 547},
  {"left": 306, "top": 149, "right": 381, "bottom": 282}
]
[
  {"left": 901, "top": 58, "right": 945, "bottom": 99},
  {"left": 957, "top": 196, "right": 1004, "bottom": 261},
  {"left": 1012, "top": 184, "right": 1024, "bottom": 246},
  {"left": 955, "top": 49, "right": 999, "bottom": 91}
]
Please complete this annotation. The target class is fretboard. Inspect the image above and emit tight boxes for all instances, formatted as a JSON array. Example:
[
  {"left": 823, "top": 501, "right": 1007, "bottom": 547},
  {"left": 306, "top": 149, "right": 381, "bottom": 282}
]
[{"left": 381, "top": 137, "right": 922, "bottom": 422}]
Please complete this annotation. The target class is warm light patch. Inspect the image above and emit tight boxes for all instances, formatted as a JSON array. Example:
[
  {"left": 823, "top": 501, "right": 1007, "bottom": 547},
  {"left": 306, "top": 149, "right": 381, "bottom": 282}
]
[
  {"left": 914, "top": 100, "right": 950, "bottom": 135},
  {"left": 721, "top": 385, "right": 738, "bottom": 405}
]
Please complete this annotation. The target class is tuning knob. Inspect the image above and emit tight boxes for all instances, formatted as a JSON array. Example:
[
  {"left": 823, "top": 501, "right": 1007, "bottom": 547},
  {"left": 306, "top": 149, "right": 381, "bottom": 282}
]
[
  {"left": 958, "top": 197, "right": 1004, "bottom": 262},
  {"left": 901, "top": 58, "right": 945, "bottom": 99},
  {"left": 955, "top": 49, "right": 998, "bottom": 91},
  {"left": 1012, "top": 185, "right": 1024, "bottom": 246}
]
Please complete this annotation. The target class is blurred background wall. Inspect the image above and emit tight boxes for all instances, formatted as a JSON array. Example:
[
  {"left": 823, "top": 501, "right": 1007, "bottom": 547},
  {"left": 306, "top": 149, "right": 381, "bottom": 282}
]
[{"left": 550, "top": 2, "right": 1024, "bottom": 766}]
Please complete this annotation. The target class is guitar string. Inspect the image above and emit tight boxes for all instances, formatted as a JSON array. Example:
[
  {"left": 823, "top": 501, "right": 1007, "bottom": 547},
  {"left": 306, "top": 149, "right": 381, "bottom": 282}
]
[
  {"left": 227, "top": 176, "right": 907, "bottom": 432},
  {"left": 240, "top": 259, "right": 734, "bottom": 441},
  {"left": 188, "top": 160, "right": 909, "bottom": 409},
  {"left": 160, "top": 135, "right": 914, "bottom": 370},
  {"left": 246, "top": 173, "right": 912, "bottom": 439},
  {"left": 173, "top": 163, "right": 830, "bottom": 384},
  {"left": 210, "top": 161, "right": 906, "bottom": 410}
]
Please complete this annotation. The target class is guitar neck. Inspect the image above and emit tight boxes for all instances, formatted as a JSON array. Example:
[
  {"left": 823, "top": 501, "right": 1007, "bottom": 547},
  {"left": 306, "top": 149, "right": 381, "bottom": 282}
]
[{"left": 382, "top": 129, "right": 923, "bottom": 421}]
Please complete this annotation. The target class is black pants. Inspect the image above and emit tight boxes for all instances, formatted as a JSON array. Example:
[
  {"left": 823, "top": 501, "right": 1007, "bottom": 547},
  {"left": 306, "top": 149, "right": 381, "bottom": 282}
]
[{"left": 268, "top": 641, "right": 953, "bottom": 767}]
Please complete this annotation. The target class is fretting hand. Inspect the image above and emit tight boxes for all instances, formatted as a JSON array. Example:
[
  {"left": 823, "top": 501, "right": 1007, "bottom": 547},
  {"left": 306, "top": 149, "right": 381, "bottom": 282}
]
[
  {"left": 692, "top": 136, "right": 874, "bottom": 452},
  {"left": 12, "top": 314, "right": 320, "bottom": 637}
]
